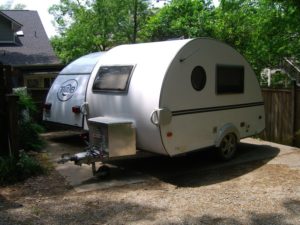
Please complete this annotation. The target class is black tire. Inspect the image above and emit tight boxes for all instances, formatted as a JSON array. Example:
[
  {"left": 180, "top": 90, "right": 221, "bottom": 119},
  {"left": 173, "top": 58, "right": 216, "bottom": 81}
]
[
  {"left": 217, "top": 133, "right": 237, "bottom": 161},
  {"left": 95, "top": 165, "right": 110, "bottom": 178}
]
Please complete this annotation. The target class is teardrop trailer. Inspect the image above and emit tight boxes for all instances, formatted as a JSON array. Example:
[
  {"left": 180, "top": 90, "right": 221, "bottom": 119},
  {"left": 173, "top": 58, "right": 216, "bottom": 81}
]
[
  {"left": 43, "top": 52, "right": 105, "bottom": 129},
  {"left": 49, "top": 38, "right": 265, "bottom": 176}
]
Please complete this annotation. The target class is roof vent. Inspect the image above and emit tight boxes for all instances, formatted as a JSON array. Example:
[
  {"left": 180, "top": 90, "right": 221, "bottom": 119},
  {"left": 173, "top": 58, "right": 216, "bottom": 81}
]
[{"left": 16, "top": 30, "right": 24, "bottom": 36}]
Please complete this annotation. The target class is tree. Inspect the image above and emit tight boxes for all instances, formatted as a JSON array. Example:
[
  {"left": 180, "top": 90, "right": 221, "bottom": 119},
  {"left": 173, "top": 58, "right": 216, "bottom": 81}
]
[
  {"left": 49, "top": 0, "right": 150, "bottom": 63},
  {"left": 0, "top": 0, "right": 26, "bottom": 10},
  {"left": 50, "top": 1, "right": 101, "bottom": 62},
  {"left": 141, "top": 0, "right": 215, "bottom": 41},
  {"left": 50, "top": 0, "right": 300, "bottom": 75}
]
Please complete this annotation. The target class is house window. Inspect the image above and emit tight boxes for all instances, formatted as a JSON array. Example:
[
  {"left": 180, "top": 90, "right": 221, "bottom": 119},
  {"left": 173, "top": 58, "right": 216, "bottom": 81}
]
[
  {"left": 92, "top": 65, "right": 134, "bottom": 93},
  {"left": 27, "top": 79, "right": 40, "bottom": 88},
  {"left": 216, "top": 65, "right": 244, "bottom": 94},
  {"left": 24, "top": 73, "right": 57, "bottom": 90},
  {"left": 0, "top": 19, "right": 15, "bottom": 43}
]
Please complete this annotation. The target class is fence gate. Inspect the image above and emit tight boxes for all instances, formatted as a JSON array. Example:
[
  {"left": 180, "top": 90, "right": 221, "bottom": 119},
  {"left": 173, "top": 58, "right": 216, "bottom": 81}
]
[{"left": 261, "top": 85, "right": 300, "bottom": 147}]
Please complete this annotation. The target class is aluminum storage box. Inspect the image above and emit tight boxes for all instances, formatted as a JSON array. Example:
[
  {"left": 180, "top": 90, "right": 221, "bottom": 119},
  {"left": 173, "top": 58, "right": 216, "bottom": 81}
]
[{"left": 88, "top": 117, "right": 136, "bottom": 158}]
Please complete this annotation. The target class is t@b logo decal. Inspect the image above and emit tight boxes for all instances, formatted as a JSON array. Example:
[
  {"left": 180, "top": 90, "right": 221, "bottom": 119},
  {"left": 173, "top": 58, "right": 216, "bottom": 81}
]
[{"left": 57, "top": 79, "right": 78, "bottom": 101}]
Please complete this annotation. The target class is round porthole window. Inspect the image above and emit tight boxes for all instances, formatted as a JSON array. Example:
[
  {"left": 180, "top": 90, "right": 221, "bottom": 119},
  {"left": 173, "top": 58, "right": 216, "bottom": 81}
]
[{"left": 191, "top": 66, "right": 206, "bottom": 91}]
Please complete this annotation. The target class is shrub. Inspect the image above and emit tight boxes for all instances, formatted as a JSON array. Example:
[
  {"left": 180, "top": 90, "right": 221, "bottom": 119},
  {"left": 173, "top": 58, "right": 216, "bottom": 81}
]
[
  {"left": 0, "top": 151, "right": 46, "bottom": 185},
  {"left": 14, "top": 88, "right": 45, "bottom": 151},
  {"left": 19, "top": 121, "right": 45, "bottom": 151}
]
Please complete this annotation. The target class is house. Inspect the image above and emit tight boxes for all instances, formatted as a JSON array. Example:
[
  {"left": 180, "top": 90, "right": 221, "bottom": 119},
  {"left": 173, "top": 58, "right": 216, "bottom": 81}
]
[
  {"left": 260, "top": 58, "right": 300, "bottom": 88},
  {"left": 0, "top": 10, "right": 63, "bottom": 101}
]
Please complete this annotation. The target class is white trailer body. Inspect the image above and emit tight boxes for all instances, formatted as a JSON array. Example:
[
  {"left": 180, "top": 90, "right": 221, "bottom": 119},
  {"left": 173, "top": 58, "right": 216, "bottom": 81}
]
[
  {"left": 43, "top": 52, "right": 104, "bottom": 128},
  {"left": 85, "top": 38, "right": 265, "bottom": 158}
]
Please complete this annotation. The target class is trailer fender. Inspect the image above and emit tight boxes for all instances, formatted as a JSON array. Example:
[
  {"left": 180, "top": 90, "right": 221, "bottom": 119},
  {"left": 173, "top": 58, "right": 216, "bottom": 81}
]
[{"left": 215, "top": 123, "right": 240, "bottom": 147}]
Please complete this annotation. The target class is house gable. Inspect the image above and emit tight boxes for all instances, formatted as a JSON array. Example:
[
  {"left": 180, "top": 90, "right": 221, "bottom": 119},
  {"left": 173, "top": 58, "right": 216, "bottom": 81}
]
[
  {"left": 0, "top": 11, "right": 22, "bottom": 43},
  {"left": 0, "top": 10, "right": 63, "bottom": 93},
  {"left": 0, "top": 10, "right": 61, "bottom": 66}
]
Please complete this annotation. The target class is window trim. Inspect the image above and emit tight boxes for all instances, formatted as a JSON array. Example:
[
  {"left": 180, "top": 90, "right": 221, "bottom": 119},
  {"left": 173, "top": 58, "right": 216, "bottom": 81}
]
[
  {"left": 92, "top": 64, "right": 135, "bottom": 94},
  {"left": 216, "top": 64, "right": 245, "bottom": 95}
]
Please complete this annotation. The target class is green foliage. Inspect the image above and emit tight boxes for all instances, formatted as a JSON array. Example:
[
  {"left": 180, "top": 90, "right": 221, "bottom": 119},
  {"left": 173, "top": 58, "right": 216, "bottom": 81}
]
[
  {"left": 50, "top": 0, "right": 300, "bottom": 75},
  {"left": 19, "top": 121, "right": 45, "bottom": 151},
  {"left": 0, "top": 151, "right": 45, "bottom": 185},
  {"left": 271, "top": 73, "right": 291, "bottom": 88},
  {"left": 0, "top": 1, "right": 26, "bottom": 10},
  {"left": 211, "top": 0, "right": 300, "bottom": 74},
  {"left": 141, "top": 0, "right": 214, "bottom": 41},
  {"left": 16, "top": 88, "right": 37, "bottom": 115},
  {"left": 50, "top": 0, "right": 150, "bottom": 63},
  {"left": 14, "top": 89, "right": 45, "bottom": 151}
]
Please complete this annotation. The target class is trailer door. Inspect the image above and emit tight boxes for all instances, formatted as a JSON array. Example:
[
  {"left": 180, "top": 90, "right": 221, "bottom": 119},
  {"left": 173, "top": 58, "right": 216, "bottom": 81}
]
[{"left": 43, "top": 52, "right": 104, "bottom": 128}]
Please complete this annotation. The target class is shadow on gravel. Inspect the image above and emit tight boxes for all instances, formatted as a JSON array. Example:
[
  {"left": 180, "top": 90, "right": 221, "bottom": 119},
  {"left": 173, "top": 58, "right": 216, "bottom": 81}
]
[
  {"left": 174, "top": 211, "right": 295, "bottom": 225},
  {"left": 0, "top": 195, "right": 23, "bottom": 211},
  {"left": 112, "top": 142, "right": 280, "bottom": 187},
  {"left": 0, "top": 198, "right": 163, "bottom": 225},
  {"left": 283, "top": 199, "right": 300, "bottom": 216}
]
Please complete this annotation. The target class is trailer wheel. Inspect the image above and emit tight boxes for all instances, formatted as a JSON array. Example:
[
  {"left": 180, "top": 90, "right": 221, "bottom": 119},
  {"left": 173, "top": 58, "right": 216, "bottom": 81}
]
[
  {"left": 95, "top": 165, "right": 110, "bottom": 178},
  {"left": 217, "top": 133, "right": 237, "bottom": 161}
]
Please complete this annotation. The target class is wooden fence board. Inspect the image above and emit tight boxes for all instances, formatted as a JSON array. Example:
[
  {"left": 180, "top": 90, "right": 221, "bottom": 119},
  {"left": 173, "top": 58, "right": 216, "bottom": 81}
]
[
  {"left": 295, "top": 89, "right": 300, "bottom": 146},
  {"left": 261, "top": 87, "right": 300, "bottom": 147}
]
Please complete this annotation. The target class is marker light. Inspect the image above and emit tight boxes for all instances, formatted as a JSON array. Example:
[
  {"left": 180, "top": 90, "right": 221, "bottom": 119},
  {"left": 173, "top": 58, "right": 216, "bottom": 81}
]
[
  {"left": 167, "top": 132, "right": 173, "bottom": 137},
  {"left": 72, "top": 105, "right": 81, "bottom": 114}
]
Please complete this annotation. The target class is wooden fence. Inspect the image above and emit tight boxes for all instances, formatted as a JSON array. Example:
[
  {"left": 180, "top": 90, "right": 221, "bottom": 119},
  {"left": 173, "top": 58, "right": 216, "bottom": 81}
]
[
  {"left": 0, "top": 65, "right": 20, "bottom": 156},
  {"left": 0, "top": 65, "right": 8, "bottom": 154},
  {"left": 261, "top": 85, "right": 300, "bottom": 147}
]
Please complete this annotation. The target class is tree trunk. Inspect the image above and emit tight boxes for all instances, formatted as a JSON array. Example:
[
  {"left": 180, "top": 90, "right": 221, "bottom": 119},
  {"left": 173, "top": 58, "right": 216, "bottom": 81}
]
[{"left": 132, "top": 0, "right": 138, "bottom": 43}]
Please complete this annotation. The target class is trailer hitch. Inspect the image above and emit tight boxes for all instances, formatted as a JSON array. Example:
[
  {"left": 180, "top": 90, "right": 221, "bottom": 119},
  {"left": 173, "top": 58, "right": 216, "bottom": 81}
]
[{"left": 58, "top": 145, "right": 110, "bottom": 177}]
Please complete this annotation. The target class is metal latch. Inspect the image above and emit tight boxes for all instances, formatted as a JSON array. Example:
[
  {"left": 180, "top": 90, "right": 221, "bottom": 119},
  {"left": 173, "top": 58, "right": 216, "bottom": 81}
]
[
  {"left": 150, "top": 108, "right": 172, "bottom": 126},
  {"left": 80, "top": 102, "right": 89, "bottom": 116}
]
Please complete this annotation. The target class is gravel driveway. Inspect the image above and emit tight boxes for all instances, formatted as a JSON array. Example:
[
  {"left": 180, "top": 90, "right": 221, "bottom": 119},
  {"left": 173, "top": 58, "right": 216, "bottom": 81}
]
[{"left": 0, "top": 131, "right": 300, "bottom": 225}]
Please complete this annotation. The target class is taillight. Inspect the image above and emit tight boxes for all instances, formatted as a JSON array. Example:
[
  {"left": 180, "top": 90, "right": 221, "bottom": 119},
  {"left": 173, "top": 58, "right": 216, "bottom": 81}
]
[
  {"left": 44, "top": 103, "right": 52, "bottom": 111},
  {"left": 72, "top": 105, "right": 81, "bottom": 114}
]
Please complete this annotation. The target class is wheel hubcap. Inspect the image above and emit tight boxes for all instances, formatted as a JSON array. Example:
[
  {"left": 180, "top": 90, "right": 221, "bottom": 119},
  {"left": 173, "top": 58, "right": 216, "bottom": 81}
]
[{"left": 221, "top": 134, "right": 236, "bottom": 156}]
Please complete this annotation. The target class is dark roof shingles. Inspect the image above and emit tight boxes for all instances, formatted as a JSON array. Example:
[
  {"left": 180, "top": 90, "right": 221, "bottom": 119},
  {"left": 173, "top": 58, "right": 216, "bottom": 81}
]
[{"left": 0, "top": 10, "right": 61, "bottom": 66}]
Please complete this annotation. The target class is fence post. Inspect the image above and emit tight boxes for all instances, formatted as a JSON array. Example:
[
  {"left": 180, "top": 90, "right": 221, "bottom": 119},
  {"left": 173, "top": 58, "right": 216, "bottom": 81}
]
[
  {"left": 6, "top": 94, "right": 20, "bottom": 158},
  {"left": 0, "top": 66, "right": 8, "bottom": 156},
  {"left": 291, "top": 81, "right": 296, "bottom": 146},
  {"left": 0, "top": 102, "right": 8, "bottom": 156}
]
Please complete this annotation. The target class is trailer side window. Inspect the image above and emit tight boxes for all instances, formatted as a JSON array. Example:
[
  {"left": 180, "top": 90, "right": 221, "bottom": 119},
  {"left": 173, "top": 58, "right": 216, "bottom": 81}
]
[
  {"left": 191, "top": 66, "right": 206, "bottom": 91},
  {"left": 92, "top": 65, "right": 134, "bottom": 93},
  {"left": 216, "top": 65, "right": 244, "bottom": 94}
]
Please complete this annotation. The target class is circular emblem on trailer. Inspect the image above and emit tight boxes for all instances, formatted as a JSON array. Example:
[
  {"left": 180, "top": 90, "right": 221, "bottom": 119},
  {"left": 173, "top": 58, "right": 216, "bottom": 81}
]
[{"left": 57, "top": 79, "right": 78, "bottom": 101}]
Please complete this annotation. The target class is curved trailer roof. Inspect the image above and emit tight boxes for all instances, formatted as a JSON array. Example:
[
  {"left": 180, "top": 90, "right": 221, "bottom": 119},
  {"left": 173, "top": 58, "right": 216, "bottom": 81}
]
[{"left": 60, "top": 52, "right": 105, "bottom": 74}]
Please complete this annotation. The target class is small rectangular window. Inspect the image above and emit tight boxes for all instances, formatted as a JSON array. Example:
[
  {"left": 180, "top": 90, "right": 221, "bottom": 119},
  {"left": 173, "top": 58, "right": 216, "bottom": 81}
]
[
  {"left": 27, "top": 79, "right": 40, "bottom": 88},
  {"left": 92, "top": 65, "right": 134, "bottom": 93},
  {"left": 216, "top": 65, "right": 244, "bottom": 94}
]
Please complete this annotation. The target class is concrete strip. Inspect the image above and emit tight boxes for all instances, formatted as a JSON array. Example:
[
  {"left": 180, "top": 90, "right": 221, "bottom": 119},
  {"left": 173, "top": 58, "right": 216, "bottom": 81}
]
[
  {"left": 55, "top": 161, "right": 152, "bottom": 193},
  {"left": 242, "top": 138, "right": 300, "bottom": 169}
]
